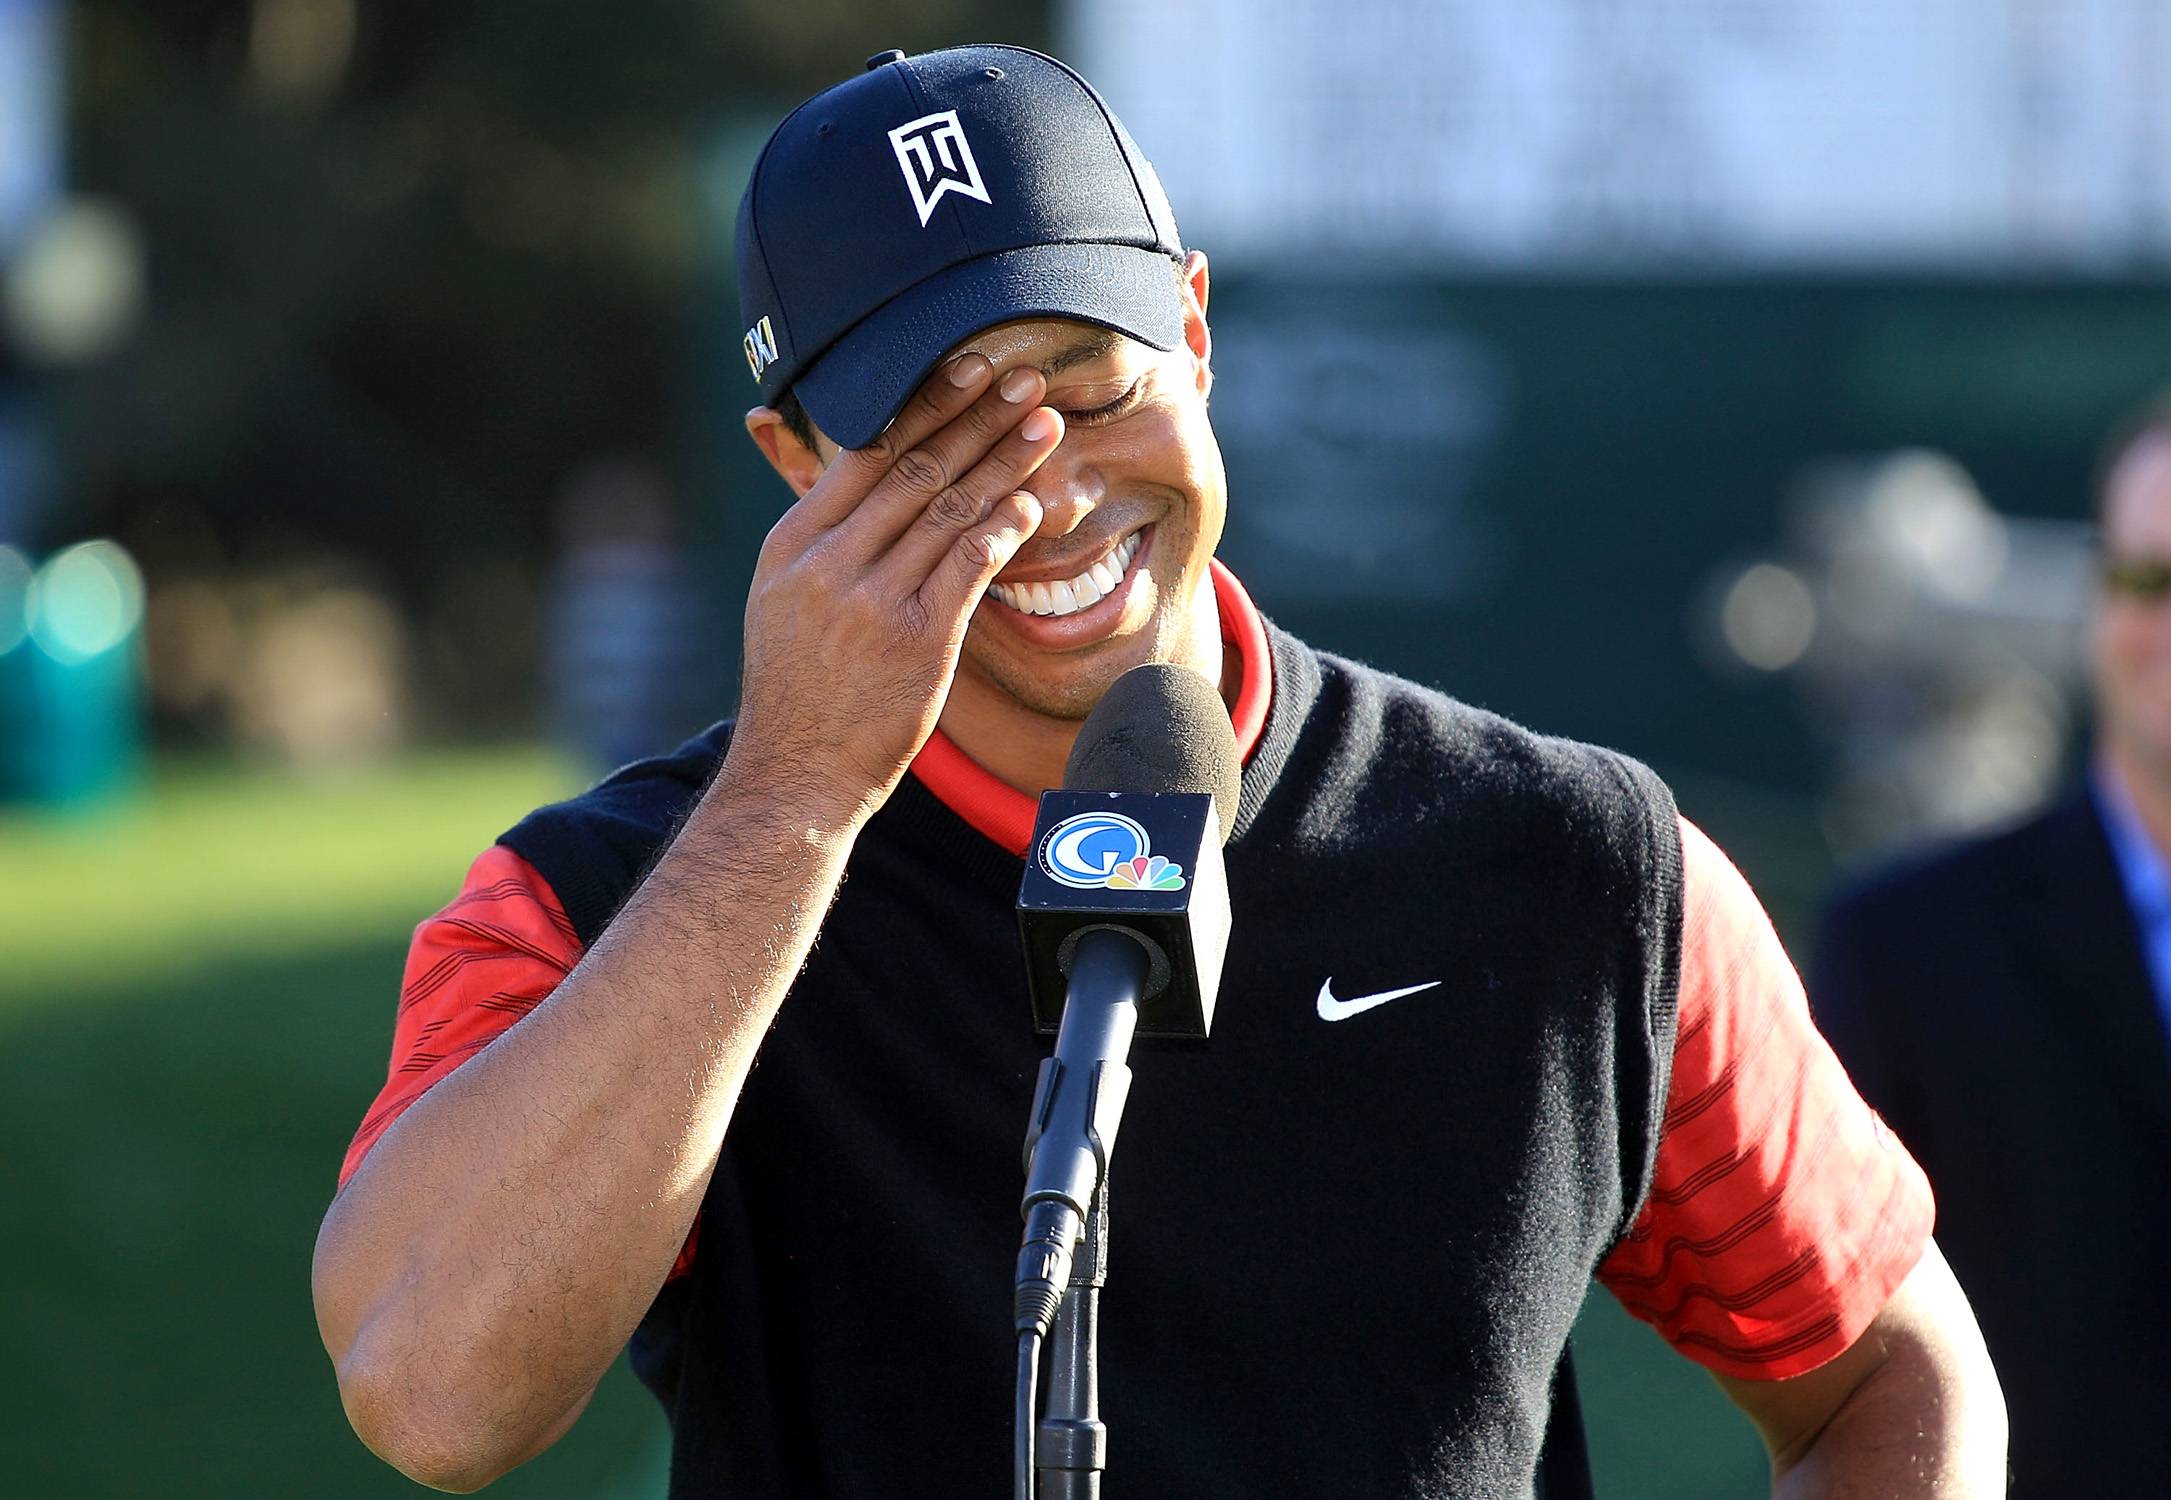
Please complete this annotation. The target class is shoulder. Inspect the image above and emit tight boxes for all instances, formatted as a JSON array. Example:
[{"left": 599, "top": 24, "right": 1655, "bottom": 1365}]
[
  {"left": 498, "top": 719, "right": 737, "bottom": 944},
  {"left": 1294, "top": 644, "right": 1678, "bottom": 873},
  {"left": 339, "top": 843, "right": 583, "bottom": 1189},
  {"left": 1808, "top": 793, "right": 2101, "bottom": 1048},
  {"left": 1820, "top": 791, "right": 2085, "bottom": 941},
  {"left": 1605, "top": 815, "right": 1939, "bottom": 1379}
]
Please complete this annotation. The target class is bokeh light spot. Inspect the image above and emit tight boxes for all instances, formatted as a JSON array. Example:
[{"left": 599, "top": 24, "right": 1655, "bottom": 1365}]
[
  {"left": 27, "top": 540, "right": 145, "bottom": 663},
  {"left": 0, "top": 545, "right": 32, "bottom": 655},
  {"left": 2, "top": 200, "right": 145, "bottom": 364},
  {"left": 1721, "top": 562, "right": 1817, "bottom": 672}
]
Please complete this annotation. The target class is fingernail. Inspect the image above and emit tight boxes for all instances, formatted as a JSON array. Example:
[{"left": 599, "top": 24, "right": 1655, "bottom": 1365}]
[
  {"left": 949, "top": 354, "right": 989, "bottom": 387},
  {"left": 1020, "top": 409, "right": 1056, "bottom": 442},
  {"left": 1000, "top": 368, "right": 1040, "bottom": 403}
]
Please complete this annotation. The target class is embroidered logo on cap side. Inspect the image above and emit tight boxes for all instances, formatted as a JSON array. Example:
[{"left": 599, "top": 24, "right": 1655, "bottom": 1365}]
[
  {"left": 743, "top": 316, "right": 779, "bottom": 381},
  {"left": 888, "top": 110, "right": 993, "bottom": 227}
]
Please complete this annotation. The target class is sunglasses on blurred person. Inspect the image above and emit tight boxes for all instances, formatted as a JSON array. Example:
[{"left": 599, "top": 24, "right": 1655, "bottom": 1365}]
[{"left": 2105, "top": 556, "right": 2171, "bottom": 601}]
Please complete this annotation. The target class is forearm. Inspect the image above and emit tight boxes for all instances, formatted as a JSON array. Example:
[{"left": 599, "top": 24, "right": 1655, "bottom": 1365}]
[
  {"left": 313, "top": 341, "right": 1054, "bottom": 1489},
  {"left": 1714, "top": 1242, "right": 2006, "bottom": 1499},
  {"left": 1774, "top": 1360, "right": 2006, "bottom": 1497},
  {"left": 1769, "top": 1287, "right": 2007, "bottom": 1497},
  {"left": 312, "top": 756, "right": 861, "bottom": 1488}
]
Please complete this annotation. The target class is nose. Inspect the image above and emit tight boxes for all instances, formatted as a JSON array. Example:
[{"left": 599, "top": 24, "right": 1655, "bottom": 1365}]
[{"left": 1026, "top": 440, "right": 1107, "bottom": 538}]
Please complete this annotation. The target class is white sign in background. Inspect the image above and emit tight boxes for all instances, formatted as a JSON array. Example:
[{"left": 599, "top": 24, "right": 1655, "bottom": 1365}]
[
  {"left": 1070, "top": 0, "right": 2171, "bottom": 270},
  {"left": 0, "top": 0, "right": 58, "bottom": 256}
]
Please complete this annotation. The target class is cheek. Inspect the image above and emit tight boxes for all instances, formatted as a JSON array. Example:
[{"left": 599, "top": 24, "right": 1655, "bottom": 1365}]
[
  {"left": 1063, "top": 400, "right": 1225, "bottom": 564},
  {"left": 1080, "top": 400, "right": 1198, "bottom": 475},
  {"left": 1076, "top": 404, "right": 1173, "bottom": 468},
  {"left": 2106, "top": 609, "right": 2154, "bottom": 654},
  {"left": 1169, "top": 407, "right": 1228, "bottom": 530},
  {"left": 1141, "top": 407, "right": 1223, "bottom": 511},
  {"left": 2101, "top": 610, "right": 2171, "bottom": 693}
]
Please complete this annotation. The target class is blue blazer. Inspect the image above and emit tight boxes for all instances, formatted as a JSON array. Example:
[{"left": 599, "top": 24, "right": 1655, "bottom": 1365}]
[{"left": 1811, "top": 790, "right": 2171, "bottom": 1498}]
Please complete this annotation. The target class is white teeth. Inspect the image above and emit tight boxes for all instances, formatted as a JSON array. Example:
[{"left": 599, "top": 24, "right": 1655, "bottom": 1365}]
[{"left": 989, "top": 531, "right": 1144, "bottom": 617}]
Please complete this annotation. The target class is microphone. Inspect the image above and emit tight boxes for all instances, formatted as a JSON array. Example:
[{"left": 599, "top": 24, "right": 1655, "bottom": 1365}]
[{"left": 1012, "top": 663, "right": 1239, "bottom": 1338}]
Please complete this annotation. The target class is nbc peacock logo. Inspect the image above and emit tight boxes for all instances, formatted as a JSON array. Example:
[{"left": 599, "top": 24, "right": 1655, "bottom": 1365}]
[{"left": 1039, "top": 810, "right": 1187, "bottom": 892}]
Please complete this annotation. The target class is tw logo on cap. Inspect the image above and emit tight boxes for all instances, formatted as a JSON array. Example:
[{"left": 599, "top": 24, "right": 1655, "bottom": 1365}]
[{"left": 888, "top": 110, "right": 992, "bottom": 227}]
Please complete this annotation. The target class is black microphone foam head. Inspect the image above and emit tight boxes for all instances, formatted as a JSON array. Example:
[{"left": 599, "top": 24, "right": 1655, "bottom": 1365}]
[{"left": 1064, "top": 663, "right": 1241, "bottom": 845}]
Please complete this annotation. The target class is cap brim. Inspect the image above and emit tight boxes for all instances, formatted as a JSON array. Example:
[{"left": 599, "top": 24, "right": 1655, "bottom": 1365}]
[{"left": 793, "top": 242, "right": 1184, "bottom": 451}]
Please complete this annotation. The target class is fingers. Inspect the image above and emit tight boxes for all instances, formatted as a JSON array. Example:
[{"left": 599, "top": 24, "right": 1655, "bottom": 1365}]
[
  {"left": 863, "top": 352, "right": 1001, "bottom": 470},
  {"left": 921, "top": 490, "right": 1046, "bottom": 629},
  {"left": 785, "top": 353, "right": 997, "bottom": 534},
  {"left": 873, "top": 403, "right": 1063, "bottom": 585},
  {"left": 831, "top": 365, "right": 1055, "bottom": 564}
]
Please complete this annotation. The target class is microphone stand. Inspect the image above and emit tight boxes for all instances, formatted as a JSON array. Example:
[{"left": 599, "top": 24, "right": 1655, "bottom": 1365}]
[
  {"left": 1016, "top": 926, "right": 1150, "bottom": 1500},
  {"left": 1035, "top": 1174, "right": 1110, "bottom": 1499},
  {"left": 1011, "top": 675, "right": 1237, "bottom": 1495}
]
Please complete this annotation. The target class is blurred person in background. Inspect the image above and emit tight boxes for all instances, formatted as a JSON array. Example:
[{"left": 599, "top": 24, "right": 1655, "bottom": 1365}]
[
  {"left": 313, "top": 44, "right": 2004, "bottom": 1497},
  {"left": 545, "top": 458, "right": 712, "bottom": 772},
  {"left": 1812, "top": 399, "right": 2171, "bottom": 1498}
]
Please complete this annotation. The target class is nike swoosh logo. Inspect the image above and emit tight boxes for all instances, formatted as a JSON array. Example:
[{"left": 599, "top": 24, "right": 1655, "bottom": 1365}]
[{"left": 1315, "top": 978, "right": 1444, "bottom": 1023}]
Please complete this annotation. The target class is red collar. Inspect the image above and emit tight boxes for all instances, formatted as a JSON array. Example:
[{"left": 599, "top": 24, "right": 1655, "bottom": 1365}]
[{"left": 909, "top": 559, "right": 1272, "bottom": 856}]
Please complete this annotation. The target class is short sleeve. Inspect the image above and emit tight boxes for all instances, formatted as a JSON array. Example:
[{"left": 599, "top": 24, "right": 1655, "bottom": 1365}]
[
  {"left": 338, "top": 845, "right": 585, "bottom": 1186},
  {"left": 1594, "top": 818, "right": 1935, "bottom": 1380},
  {"left": 337, "top": 847, "right": 707, "bottom": 1283}
]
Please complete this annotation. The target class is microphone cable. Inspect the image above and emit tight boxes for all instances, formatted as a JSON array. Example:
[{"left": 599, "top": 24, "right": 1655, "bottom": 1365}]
[{"left": 1014, "top": 1329, "right": 1040, "bottom": 1500}]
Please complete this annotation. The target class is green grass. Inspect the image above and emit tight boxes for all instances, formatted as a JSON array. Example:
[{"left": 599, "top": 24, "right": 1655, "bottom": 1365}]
[
  {"left": 1573, "top": 1295, "right": 1769, "bottom": 1496},
  {"left": 0, "top": 750, "right": 582, "bottom": 994},
  {"left": 0, "top": 935, "right": 668, "bottom": 1498},
  {"left": 0, "top": 749, "right": 667, "bottom": 1497},
  {"left": 0, "top": 749, "right": 1772, "bottom": 1497}
]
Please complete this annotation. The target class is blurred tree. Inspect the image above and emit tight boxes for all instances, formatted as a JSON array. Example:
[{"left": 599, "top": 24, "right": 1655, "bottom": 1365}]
[{"left": 52, "top": 0, "right": 1051, "bottom": 736}]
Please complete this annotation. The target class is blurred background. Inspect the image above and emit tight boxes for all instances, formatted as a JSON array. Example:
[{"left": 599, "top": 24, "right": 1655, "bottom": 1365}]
[{"left": 2, "top": 1, "right": 2161, "bottom": 1495}]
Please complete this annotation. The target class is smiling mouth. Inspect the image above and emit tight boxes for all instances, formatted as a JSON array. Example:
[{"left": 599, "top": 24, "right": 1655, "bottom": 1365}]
[{"left": 987, "top": 530, "right": 1145, "bottom": 618}]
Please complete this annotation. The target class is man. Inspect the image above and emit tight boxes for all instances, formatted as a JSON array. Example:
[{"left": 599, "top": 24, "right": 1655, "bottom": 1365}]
[
  {"left": 1812, "top": 403, "right": 2171, "bottom": 1498},
  {"left": 312, "top": 45, "right": 2004, "bottom": 1496}
]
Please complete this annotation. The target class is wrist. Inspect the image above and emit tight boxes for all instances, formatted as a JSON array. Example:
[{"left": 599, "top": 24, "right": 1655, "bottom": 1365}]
[{"left": 707, "top": 739, "right": 884, "bottom": 848}]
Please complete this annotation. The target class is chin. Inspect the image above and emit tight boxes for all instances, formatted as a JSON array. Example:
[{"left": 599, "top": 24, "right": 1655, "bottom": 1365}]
[
  {"left": 964, "top": 617, "right": 1186, "bottom": 722},
  {"left": 966, "top": 644, "right": 1146, "bottom": 721}
]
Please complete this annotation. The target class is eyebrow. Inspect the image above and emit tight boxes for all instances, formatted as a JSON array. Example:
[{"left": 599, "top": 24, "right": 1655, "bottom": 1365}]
[{"left": 1039, "top": 329, "right": 1122, "bottom": 379}]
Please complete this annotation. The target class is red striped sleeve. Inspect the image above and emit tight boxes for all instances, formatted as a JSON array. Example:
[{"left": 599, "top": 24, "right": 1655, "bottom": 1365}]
[
  {"left": 339, "top": 844, "right": 701, "bottom": 1282},
  {"left": 1594, "top": 817, "right": 1935, "bottom": 1379}
]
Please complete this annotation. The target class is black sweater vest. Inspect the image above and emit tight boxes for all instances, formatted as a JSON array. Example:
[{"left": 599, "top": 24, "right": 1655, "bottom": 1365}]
[{"left": 502, "top": 623, "right": 1683, "bottom": 1499}]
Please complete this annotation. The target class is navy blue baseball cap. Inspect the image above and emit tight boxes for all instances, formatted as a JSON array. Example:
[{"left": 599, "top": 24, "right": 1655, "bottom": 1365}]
[{"left": 734, "top": 44, "right": 1186, "bottom": 450}]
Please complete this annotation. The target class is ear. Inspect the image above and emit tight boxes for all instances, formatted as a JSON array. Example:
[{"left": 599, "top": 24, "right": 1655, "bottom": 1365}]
[
  {"left": 1180, "top": 249, "right": 1212, "bottom": 399},
  {"left": 745, "top": 407, "right": 827, "bottom": 498}
]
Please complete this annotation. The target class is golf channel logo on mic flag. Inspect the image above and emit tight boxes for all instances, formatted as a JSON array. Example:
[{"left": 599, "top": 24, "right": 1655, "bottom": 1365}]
[{"left": 1039, "top": 810, "right": 1187, "bottom": 892}]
